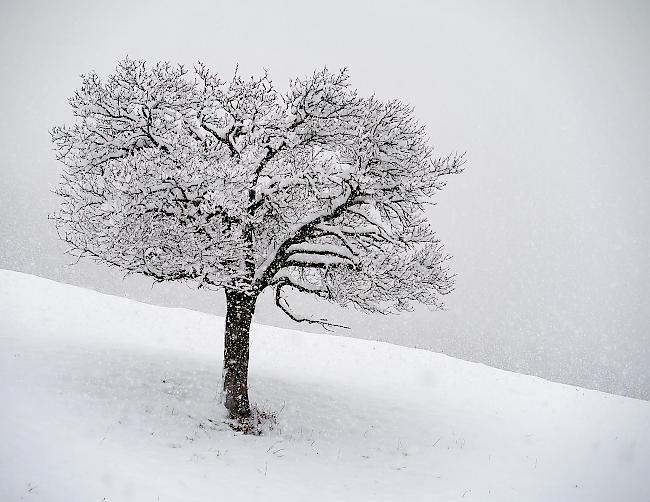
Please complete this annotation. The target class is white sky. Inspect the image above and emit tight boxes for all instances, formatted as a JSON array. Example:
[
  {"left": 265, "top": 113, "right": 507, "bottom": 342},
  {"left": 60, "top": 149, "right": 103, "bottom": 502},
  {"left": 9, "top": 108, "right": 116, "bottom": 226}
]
[{"left": 1, "top": 0, "right": 648, "bottom": 399}]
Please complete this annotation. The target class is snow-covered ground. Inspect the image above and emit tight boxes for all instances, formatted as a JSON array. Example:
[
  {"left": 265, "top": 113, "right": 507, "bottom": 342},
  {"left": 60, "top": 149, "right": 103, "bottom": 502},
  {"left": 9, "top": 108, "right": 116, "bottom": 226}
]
[{"left": 1, "top": 269, "right": 648, "bottom": 501}]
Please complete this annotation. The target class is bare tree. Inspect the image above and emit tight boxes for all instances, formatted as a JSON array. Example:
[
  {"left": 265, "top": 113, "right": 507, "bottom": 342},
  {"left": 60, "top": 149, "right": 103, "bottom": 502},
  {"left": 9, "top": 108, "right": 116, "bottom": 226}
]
[{"left": 51, "top": 58, "right": 464, "bottom": 422}]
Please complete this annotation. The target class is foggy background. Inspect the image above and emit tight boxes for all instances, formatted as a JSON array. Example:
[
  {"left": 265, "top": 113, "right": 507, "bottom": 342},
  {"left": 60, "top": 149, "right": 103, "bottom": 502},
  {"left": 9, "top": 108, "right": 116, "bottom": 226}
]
[{"left": 1, "top": 0, "right": 648, "bottom": 399}]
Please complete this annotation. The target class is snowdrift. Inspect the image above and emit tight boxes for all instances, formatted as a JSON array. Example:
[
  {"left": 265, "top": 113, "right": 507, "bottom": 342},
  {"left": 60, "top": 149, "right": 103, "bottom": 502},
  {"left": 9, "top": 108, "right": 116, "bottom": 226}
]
[{"left": 1, "top": 269, "right": 648, "bottom": 501}]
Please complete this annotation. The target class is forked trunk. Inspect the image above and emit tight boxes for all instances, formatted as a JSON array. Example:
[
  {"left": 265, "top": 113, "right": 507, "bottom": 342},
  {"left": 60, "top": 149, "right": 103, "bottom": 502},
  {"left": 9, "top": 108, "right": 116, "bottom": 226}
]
[{"left": 222, "top": 288, "right": 256, "bottom": 419}]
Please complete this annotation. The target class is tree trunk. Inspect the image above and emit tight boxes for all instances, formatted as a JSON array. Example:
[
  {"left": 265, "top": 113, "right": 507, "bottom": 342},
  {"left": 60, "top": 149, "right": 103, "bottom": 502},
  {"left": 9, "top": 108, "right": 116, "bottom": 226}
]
[{"left": 223, "top": 288, "right": 256, "bottom": 420}]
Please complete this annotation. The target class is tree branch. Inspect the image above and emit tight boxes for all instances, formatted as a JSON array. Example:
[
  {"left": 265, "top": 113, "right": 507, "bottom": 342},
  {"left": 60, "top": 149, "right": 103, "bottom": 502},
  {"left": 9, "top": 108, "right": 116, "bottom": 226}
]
[{"left": 274, "top": 278, "right": 349, "bottom": 331}]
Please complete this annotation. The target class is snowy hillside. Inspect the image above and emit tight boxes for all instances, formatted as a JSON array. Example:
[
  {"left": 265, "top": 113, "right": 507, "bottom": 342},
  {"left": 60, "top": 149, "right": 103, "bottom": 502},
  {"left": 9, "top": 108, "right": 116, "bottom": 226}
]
[{"left": 1, "top": 269, "right": 648, "bottom": 502}]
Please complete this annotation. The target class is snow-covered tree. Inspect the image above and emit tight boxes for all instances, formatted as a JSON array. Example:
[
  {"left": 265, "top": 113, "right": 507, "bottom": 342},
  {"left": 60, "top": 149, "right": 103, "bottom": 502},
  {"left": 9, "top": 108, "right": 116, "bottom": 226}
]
[{"left": 52, "top": 58, "right": 464, "bottom": 421}]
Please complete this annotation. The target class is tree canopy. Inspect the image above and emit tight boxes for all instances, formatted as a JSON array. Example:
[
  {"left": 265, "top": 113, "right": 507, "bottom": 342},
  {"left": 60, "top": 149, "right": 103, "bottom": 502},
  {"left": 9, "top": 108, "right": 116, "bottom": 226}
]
[{"left": 52, "top": 58, "right": 464, "bottom": 326}]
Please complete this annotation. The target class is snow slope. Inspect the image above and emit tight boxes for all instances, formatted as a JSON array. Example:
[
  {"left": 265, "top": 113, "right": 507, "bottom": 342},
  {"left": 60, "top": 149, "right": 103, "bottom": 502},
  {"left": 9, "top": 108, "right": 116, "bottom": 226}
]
[{"left": 1, "top": 269, "right": 648, "bottom": 502}]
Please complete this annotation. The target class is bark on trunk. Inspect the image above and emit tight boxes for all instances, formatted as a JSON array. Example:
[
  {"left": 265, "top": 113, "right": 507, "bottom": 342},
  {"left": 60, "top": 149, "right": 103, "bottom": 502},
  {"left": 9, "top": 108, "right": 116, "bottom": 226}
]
[{"left": 223, "top": 288, "right": 256, "bottom": 419}]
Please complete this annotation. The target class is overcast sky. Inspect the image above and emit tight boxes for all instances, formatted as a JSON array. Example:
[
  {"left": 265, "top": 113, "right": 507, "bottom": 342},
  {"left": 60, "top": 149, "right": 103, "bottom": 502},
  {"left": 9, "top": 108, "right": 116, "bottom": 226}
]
[{"left": 1, "top": 0, "right": 649, "bottom": 399}]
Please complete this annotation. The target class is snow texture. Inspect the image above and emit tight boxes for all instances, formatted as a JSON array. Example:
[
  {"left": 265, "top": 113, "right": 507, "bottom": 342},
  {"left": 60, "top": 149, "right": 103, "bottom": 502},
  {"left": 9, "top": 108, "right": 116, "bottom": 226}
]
[{"left": 1, "top": 269, "right": 649, "bottom": 501}]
